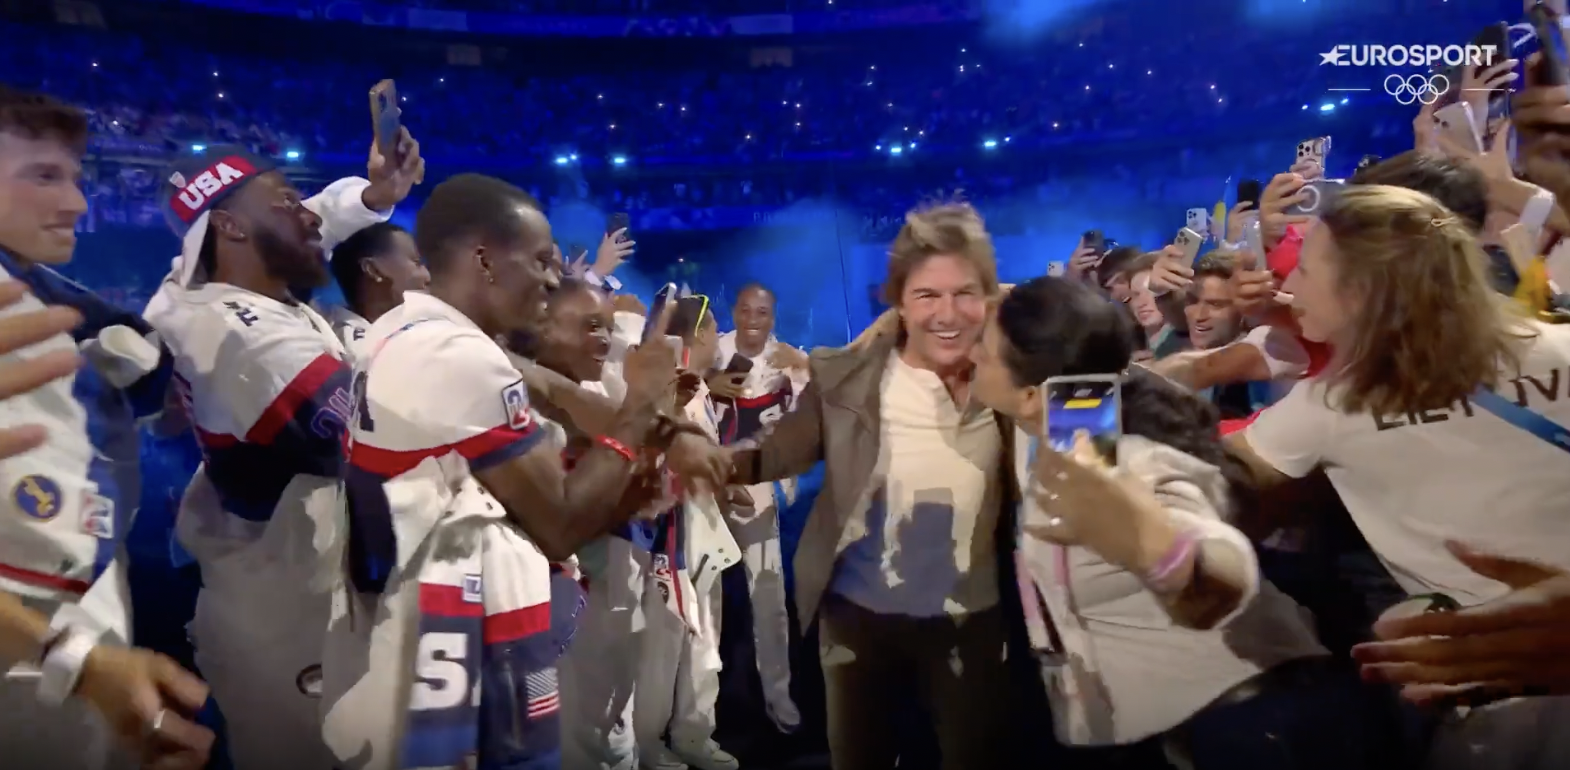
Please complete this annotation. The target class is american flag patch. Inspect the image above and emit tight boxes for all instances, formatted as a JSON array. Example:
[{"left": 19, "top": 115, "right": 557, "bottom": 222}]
[{"left": 525, "top": 668, "right": 559, "bottom": 719}]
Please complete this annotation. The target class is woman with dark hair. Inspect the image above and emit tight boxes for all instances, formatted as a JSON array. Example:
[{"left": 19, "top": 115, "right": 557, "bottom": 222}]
[
  {"left": 967, "top": 275, "right": 1381, "bottom": 770},
  {"left": 326, "top": 222, "right": 429, "bottom": 364}
]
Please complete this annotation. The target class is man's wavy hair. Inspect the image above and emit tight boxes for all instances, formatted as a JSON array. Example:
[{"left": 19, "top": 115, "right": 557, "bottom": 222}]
[
  {"left": 1318, "top": 185, "right": 1530, "bottom": 415},
  {"left": 882, "top": 201, "right": 1000, "bottom": 306}
]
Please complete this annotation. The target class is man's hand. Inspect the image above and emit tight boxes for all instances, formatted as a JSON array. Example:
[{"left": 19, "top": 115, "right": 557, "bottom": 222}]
[
  {"left": 666, "top": 432, "right": 729, "bottom": 497},
  {"left": 594, "top": 229, "right": 635, "bottom": 278},
  {"left": 1065, "top": 245, "right": 1101, "bottom": 281},
  {"left": 1353, "top": 541, "right": 1570, "bottom": 703},
  {"left": 766, "top": 343, "right": 808, "bottom": 372},
  {"left": 705, "top": 371, "right": 747, "bottom": 399},
  {"left": 362, "top": 127, "right": 424, "bottom": 212},
  {"left": 621, "top": 300, "right": 679, "bottom": 411},
  {"left": 77, "top": 645, "right": 214, "bottom": 768},
  {"left": 0, "top": 282, "right": 82, "bottom": 459},
  {"left": 1259, "top": 171, "right": 1314, "bottom": 251},
  {"left": 1147, "top": 245, "right": 1194, "bottom": 295}
]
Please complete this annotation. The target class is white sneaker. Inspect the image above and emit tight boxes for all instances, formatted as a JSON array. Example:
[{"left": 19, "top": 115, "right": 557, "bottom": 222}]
[
  {"left": 671, "top": 739, "right": 740, "bottom": 770},
  {"left": 641, "top": 745, "right": 688, "bottom": 770},
  {"left": 766, "top": 697, "right": 802, "bottom": 734}
]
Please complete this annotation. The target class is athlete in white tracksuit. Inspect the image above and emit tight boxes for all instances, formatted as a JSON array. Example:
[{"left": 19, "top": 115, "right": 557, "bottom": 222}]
[
  {"left": 143, "top": 148, "right": 395, "bottom": 770},
  {"left": 711, "top": 314, "right": 804, "bottom": 732},
  {"left": 0, "top": 87, "right": 208, "bottom": 769},
  {"left": 547, "top": 288, "right": 737, "bottom": 770}
]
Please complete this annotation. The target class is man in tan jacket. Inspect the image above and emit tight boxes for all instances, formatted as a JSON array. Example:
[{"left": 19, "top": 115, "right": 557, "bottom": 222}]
[{"left": 727, "top": 204, "right": 1035, "bottom": 770}]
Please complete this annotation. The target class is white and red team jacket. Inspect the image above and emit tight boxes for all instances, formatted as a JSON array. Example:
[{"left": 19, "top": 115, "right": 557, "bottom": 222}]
[{"left": 324, "top": 291, "right": 561, "bottom": 770}]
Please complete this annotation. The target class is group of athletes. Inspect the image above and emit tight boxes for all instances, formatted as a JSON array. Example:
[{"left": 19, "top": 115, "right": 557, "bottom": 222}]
[{"left": 0, "top": 82, "right": 807, "bottom": 770}]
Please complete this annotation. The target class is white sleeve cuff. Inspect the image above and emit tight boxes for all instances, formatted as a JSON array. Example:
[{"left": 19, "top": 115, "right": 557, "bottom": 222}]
[
  {"left": 1238, "top": 325, "right": 1310, "bottom": 381},
  {"left": 304, "top": 177, "right": 393, "bottom": 255},
  {"left": 582, "top": 271, "right": 622, "bottom": 292}
]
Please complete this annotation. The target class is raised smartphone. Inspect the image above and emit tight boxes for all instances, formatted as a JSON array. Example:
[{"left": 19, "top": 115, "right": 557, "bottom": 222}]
[{"left": 1043, "top": 374, "right": 1122, "bottom": 464}]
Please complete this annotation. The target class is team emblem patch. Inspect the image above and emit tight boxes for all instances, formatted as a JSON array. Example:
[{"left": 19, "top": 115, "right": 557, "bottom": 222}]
[
  {"left": 295, "top": 664, "right": 323, "bottom": 697},
  {"left": 80, "top": 492, "right": 115, "bottom": 540},
  {"left": 12, "top": 475, "right": 62, "bottom": 520},
  {"left": 461, "top": 573, "right": 483, "bottom": 604},
  {"left": 501, "top": 379, "right": 532, "bottom": 431}
]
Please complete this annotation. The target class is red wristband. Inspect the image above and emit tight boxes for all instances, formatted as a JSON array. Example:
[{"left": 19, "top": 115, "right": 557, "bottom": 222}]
[{"left": 595, "top": 435, "right": 638, "bottom": 462}]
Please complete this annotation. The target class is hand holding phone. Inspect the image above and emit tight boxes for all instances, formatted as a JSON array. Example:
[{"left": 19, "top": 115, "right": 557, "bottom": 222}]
[
  {"left": 1435, "top": 102, "right": 1485, "bottom": 154},
  {"left": 1295, "top": 136, "right": 1331, "bottom": 171},
  {"left": 1043, "top": 376, "right": 1122, "bottom": 464},
  {"left": 1024, "top": 375, "right": 1123, "bottom": 544},
  {"left": 1284, "top": 179, "right": 1348, "bottom": 217},
  {"left": 1081, "top": 229, "right": 1106, "bottom": 255},
  {"left": 643, "top": 283, "right": 679, "bottom": 344},
  {"left": 1236, "top": 179, "right": 1263, "bottom": 210},
  {"left": 707, "top": 355, "right": 751, "bottom": 399}
]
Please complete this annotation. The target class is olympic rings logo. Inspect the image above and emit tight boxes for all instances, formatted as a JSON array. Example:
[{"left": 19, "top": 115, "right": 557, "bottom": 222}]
[{"left": 1384, "top": 74, "right": 1450, "bottom": 105}]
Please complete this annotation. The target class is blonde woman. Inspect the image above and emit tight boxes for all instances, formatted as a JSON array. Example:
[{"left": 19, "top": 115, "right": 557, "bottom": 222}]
[{"left": 1226, "top": 186, "right": 1570, "bottom": 770}]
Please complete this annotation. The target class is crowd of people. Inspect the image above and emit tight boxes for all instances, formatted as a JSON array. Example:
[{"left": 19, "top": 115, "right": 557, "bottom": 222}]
[
  {"left": 5, "top": 2, "right": 1570, "bottom": 770},
  {"left": 1, "top": 16, "right": 1334, "bottom": 168}
]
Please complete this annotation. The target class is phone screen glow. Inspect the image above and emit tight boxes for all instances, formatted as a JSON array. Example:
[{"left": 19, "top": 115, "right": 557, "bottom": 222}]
[{"left": 1045, "top": 379, "right": 1121, "bottom": 462}]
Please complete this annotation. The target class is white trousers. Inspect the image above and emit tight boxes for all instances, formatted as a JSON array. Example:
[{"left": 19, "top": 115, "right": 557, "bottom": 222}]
[
  {"left": 190, "top": 586, "right": 336, "bottom": 770},
  {"left": 735, "top": 482, "right": 797, "bottom": 730},
  {"left": 562, "top": 539, "right": 724, "bottom": 769},
  {"left": 637, "top": 567, "right": 722, "bottom": 756},
  {"left": 0, "top": 671, "right": 132, "bottom": 770},
  {"left": 560, "top": 542, "right": 646, "bottom": 770}
]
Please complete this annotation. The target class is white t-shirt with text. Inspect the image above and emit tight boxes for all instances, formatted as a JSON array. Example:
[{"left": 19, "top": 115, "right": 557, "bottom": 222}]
[{"left": 1245, "top": 322, "right": 1570, "bottom": 605}]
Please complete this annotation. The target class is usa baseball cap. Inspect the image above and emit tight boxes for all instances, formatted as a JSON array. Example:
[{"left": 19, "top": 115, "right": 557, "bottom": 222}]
[{"left": 159, "top": 145, "right": 277, "bottom": 286}]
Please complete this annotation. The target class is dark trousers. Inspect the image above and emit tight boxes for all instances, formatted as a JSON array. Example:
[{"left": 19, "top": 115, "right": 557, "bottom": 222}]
[
  {"left": 1175, "top": 660, "right": 1387, "bottom": 770},
  {"left": 817, "top": 593, "right": 1012, "bottom": 770},
  {"left": 1067, "top": 659, "right": 1391, "bottom": 770}
]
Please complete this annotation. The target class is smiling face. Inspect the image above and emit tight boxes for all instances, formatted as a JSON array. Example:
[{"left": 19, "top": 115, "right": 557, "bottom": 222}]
[
  {"left": 732, "top": 286, "right": 775, "bottom": 353},
  {"left": 897, "top": 253, "right": 988, "bottom": 372},
  {"left": 0, "top": 130, "right": 86, "bottom": 265},
  {"left": 1127, "top": 270, "right": 1165, "bottom": 333},
  {"left": 1184, "top": 275, "right": 1240, "bottom": 349},
  {"left": 541, "top": 284, "right": 612, "bottom": 382}
]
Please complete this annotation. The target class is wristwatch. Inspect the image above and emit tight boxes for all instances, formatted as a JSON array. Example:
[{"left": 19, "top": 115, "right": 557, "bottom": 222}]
[{"left": 35, "top": 626, "right": 99, "bottom": 706}]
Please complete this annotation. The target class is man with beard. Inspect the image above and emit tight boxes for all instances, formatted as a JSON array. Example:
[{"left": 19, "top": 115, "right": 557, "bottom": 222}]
[
  {"left": 707, "top": 283, "right": 803, "bottom": 734},
  {"left": 321, "top": 174, "right": 706, "bottom": 770},
  {"left": 1181, "top": 253, "right": 1251, "bottom": 418},
  {"left": 144, "top": 145, "right": 406, "bottom": 770}
]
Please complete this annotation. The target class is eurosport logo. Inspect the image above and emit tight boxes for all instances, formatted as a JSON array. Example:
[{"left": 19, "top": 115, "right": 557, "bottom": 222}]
[
  {"left": 1384, "top": 74, "right": 1450, "bottom": 106},
  {"left": 1320, "top": 44, "right": 1500, "bottom": 69}
]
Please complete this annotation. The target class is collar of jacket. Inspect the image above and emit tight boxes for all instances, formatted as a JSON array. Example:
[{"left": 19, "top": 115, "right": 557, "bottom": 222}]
[{"left": 807, "top": 333, "right": 897, "bottom": 433}]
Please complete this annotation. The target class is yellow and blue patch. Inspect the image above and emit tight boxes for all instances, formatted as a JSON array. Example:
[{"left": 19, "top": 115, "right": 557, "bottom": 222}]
[{"left": 12, "top": 475, "right": 63, "bottom": 521}]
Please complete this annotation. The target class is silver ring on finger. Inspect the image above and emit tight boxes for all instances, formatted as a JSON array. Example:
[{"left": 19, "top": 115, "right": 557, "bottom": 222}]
[{"left": 146, "top": 708, "right": 167, "bottom": 738}]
